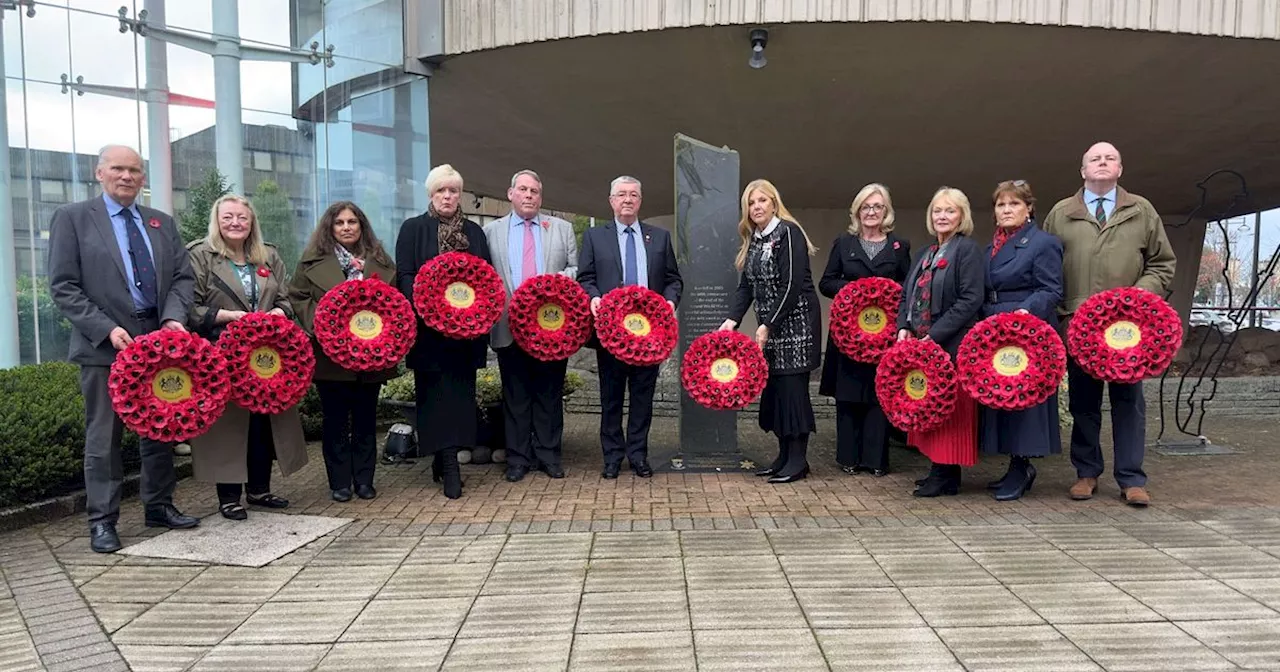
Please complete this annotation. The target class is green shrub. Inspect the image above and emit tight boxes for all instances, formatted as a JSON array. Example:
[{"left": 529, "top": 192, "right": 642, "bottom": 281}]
[{"left": 299, "top": 384, "right": 323, "bottom": 441}]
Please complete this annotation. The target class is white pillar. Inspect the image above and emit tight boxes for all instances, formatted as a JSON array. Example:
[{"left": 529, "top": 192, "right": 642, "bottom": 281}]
[
  {"left": 144, "top": 0, "right": 172, "bottom": 214},
  {"left": 0, "top": 9, "right": 20, "bottom": 368},
  {"left": 211, "top": 0, "right": 243, "bottom": 192}
]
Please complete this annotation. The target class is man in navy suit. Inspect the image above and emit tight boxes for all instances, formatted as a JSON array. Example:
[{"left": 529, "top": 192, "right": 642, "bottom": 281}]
[{"left": 577, "top": 176, "right": 683, "bottom": 478}]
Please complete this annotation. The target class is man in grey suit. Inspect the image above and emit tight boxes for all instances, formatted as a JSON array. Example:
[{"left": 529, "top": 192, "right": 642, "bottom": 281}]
[
  {"left": 484, "top": 170, "right": 579, "bottom": 482},
  {"left": 48, "top": 145, "right": 200, "bottom": 553}
]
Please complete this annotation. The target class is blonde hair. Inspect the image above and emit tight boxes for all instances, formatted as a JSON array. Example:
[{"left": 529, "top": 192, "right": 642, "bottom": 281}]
[
  {"left": 848, "top": 183, "right": 896, "bottom": 235},
  {"left": 925, "top": 187, "right": 975, "bottom": 238},
  {"left": 425, "top": 163, "right": 464, "bottom": 196},
  {"left": 207, "top": 194, "right": 269, "bottom": 264},
  {"left": 735, "top": 179, "right": 817, "bottom": 271}
]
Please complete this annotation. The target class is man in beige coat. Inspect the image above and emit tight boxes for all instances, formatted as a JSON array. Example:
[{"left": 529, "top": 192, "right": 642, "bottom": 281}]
[
  {"left": 1041, "top": 141, "right": 1176, "bottom": 507},
  {"left": 484, "top": 170, "right": 578, "bottom": 482}
]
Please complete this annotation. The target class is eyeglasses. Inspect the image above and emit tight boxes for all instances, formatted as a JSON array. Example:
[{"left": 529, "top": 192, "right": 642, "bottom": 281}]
[{"left": 859, "top": 204, "right": 886, "bottom": 213}]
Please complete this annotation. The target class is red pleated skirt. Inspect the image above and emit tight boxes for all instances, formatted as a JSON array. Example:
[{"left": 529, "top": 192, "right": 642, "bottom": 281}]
[{"left": 908, "top": 386, "right": 979, "bottom": 467}]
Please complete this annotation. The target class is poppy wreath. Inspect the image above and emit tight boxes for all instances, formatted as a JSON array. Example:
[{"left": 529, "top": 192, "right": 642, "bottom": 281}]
[
  {"left": 596, "top": 286, "right": 678, "bottom": 366},
  {"left": 508, "top": 273, "right": 593, "bottom": 361},
  {"left": 413, "top": 251, "right": 505, "bottom": 340},
  {"left": 108, "top": 329, "right": 231, "bottom": 443},
  {"left": 219, "top": 313, "right": 316, "bottom": 414},
  {"left": 957, "top": 312, "right": 1066, "bottom": 411},
  {"left": 874, "top": 337, "right": 958, "bottom": 433},
  {"left": 829, "top": 277, "right": 903, "bottom": 363},
  {"left": 315, "top": 276, "right": 417, "bottom": 371},
  {"left": 680, "top": 330, "right": 769, "bottom": 411},
  {"left": 1067, "top": 287, "right": 1184, "bottom": 383}
]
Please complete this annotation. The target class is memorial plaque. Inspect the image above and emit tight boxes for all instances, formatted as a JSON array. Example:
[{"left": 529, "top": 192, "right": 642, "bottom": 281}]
[{"left": 669, "top": 133, "right": 743, "bottom": 470}]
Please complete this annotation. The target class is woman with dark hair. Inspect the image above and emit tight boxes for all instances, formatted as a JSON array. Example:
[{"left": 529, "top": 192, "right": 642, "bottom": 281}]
[
  {"left": 981, "top": 180, "right": 1064, "bottom": 501},
  {"left": 395, "top": 164, "right": 492, "bottom": 499},
  {"left": 288, "top": 200, "right": 397, "bottom": 502}
]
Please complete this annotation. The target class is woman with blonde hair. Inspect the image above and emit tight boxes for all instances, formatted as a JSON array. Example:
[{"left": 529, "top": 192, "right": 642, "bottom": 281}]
[
  {"left": 719, "top": 179, "right": 821, "bottom": 483},
  {"left": 818, "top": 183, "right": 912, "bottom": 477},
  {"left": 895, "top": 187, "right": 985, "bottom": 496},
  {"left": 395, "top": 164, "right": 492, "bottom": 499},
  {"left": 187, "top": 194, "right": 307, "bottom": 519}
]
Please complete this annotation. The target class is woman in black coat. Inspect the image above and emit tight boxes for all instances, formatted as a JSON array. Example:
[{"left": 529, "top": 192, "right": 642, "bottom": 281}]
[
  {"left": 395, "top": 164, "right": 492, "bottom": 499},
  {"left": 720, "top": 179, "right": 822, "bottom": 484},
  {"left": 819, "top": 183, "right": 912, "bottom": 476}
]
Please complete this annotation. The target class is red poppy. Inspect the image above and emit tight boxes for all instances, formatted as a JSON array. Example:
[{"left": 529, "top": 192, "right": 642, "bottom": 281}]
[
  {"left": 148, "top": 218, "right": 161, "bottom": 229},
  {"left": 936, "top": 258, "right": 949, "bottom": 269},
  {"left": 875, "top": 338, "right": 957, "bottom": 432},
  {"left": 109, "top": 330, "right": 231, "bottom": 442},
  {"left": 315, "top": 276, "right": 416, "bottom": 371},
  {"left": 680, "top": 330, "right": 768, "bottom": 410},
  {"left": 1067, "top": 287, "right": 1183, "bottom": 383},
  {"left": 957, "top": 312, "right": 1065, "bottom": 410},
  {"left": 508, "top": 273, "right": 593, "bottom": 361},
  {"left": 540, "top": 220, "right": 551, "bottom": 229},
  {"left": 413, "top": 251, "right": 505, "bottom": 340},
  {"left": 596, "top": 286, "right": 678, "bottom": 366},
  {"left": 218, "top": 313, "right": 315, "bottom": 414},
  {"left": 829, "top": 277, "right": 902, "bottom": 363},
  {"left": 256, "top": 266, "right": 271, "bottom": 278},
  {"left": 892, "top": 241, "right": 901, "bottom": 250}
]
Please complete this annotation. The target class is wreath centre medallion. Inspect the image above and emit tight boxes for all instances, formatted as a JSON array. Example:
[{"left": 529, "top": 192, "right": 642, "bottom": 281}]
[
  {"left": 992, "top": 345, "right": 1029, "bottom": 376},
  {"left": 349, "top": 310, "right": 384, "bottom": 340},
  {"left": 623, "top": 313, "right": 651, "bottom": 336},
  {"left": 904, "top": 369, "right": 928, "bottom": 400},
  {"left": 710, "top": 358, "right": 740, "bottom": 383},
  {"left": 248, "top": 346, "right": 282, "bottom": 379},
  {"left": 537, "top": 303, "right": 566, "bottom": 331},
  {"left": 445, "top": 282, "right": 476, "bottom": 308},
  {"left": 858, "top": 306, "right": 888, "bottom": 334},
  {"left": 1104, "top": 320, "right": 1141, "bottom": 350},
  {"left": 152, "top": 367, "right": 193, "bottom": 402}
]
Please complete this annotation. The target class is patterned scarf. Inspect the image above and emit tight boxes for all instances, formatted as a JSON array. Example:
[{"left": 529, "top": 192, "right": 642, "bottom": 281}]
[
  {"left": 334, "top": 245, "right": 365, "bottom": 281},
  {"left": 911, "top": 245, "right": 940, "bottom": 336},
  {"left": 991, "top": 222, "right": 1026, "bottom": 259},
  {"left": 432, "top": 204, "right": 469, "bottom": 253}
]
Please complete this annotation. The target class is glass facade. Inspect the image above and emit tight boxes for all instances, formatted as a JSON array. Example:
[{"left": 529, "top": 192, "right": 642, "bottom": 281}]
[{"left": 3, "top": 0, "right": 427, "bottom": 365}]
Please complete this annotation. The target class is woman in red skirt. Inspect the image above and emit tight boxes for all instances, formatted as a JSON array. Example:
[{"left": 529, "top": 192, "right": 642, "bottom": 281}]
[{"left": 895, "top": 188, "right": 986, "bottom": 496}]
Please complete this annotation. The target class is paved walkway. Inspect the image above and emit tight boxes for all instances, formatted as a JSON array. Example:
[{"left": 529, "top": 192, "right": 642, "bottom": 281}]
[{"left": 2, "top": 414, "right": 1279, "bottom": 671}]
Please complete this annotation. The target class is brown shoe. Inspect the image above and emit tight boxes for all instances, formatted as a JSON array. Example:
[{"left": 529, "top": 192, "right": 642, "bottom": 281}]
[
  {"left": 1122, "top": 486, "right": 1151, "bottom": 507},
  {"left": 1069, "top": 477, "right": 1098, "bottom": 500}
]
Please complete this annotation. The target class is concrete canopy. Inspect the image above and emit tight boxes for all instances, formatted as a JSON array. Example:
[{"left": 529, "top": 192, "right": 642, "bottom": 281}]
[{"left": 427, "top": 21, "right": 1280, "bottom": 219}]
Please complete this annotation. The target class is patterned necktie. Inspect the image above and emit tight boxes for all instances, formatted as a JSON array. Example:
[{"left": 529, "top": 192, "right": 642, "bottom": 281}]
[
  {"left": 623, "top": 227, "right": 638, "bottom": 286},
  {"left": 121, "top": 208, "right": 157, "bottom": 308},
  {"left": 1094, "top": 197, "right": 1107, "bottom": 226},
  {"left": 521, "top": 219, "right": 537, "bottom": 283}
]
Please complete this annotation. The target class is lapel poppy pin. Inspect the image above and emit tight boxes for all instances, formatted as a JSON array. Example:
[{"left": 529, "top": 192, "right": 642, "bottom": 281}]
[
  {"left": 645, "top": 234, "right": 652, "bottom": 243},
  {"left": 540, "top": 220, "right": 550, "bottom": 229},
  {"left": 147, "top": 218, "right": 161, "bottom": 229},
  {"left": 936, "top": 258, "right": 949, "bottom": 269},
  {"left": 257, "top": 266, "right": 271, "bottom": 278},
  {"left": 893, "top": 241, "right": 901, "bottom": 250}
]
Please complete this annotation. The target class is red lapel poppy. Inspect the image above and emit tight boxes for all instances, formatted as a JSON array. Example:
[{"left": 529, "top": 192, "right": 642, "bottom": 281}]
[
  {"left": 892, "top": 241, "right": 901, "bottom": 250},
  {"left": 936, "top": 258, "right": 949, "bottom": 269},
  {"left": 257, "top": 266, "right": 271, "bottom": 278},
  {"left": 148, "top": 218, "right": 161, "bottom": 229}
]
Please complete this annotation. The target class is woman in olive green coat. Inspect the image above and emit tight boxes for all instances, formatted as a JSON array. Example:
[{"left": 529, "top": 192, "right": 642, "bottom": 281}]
[
  {"left": 288, "top": 201, "right": 398, "bottom": 502},
  {"left": 188, "top": 194, "right": 309, "bottom": 520}
]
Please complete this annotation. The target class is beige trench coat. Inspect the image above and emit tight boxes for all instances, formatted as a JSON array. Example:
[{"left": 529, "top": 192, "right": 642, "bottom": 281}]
[{"left": 186, "top": 239, "right": 309, "bottom": 484}]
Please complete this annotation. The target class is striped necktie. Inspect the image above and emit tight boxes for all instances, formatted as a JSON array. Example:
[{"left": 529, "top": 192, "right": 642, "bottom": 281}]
[{"left": 1094, "top": 197, "right": 1107, "bottom": 226}]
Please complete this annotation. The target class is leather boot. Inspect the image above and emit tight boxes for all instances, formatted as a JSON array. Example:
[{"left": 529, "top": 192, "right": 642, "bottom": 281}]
[
  {"left": 914, "top": 463, "right": 960, "bottom": 497},
  {"left": 440, "top": 447, "right": 462, "bottom": 499},
  {"left": 768, "top": 435, "right": 810, "bottom": 483},
  {"left": 914, "top": 462, "right": 945, "bottom": 486},
  {"left": 756, "top": 435, "right": 789, "bottom": 477},
  {"left": 987, "top": 457, "right": 1019, "bottom": 490},
  {"left": 994, "top": 458, "right": 1036, "bottom": 501}
]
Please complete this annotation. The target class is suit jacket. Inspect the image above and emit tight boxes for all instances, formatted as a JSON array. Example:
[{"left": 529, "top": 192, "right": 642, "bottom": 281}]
[
  {"left": 395, "top": 213, "right": 492, "bottom": 372},
  {"left": 896, "top": 234, "right": 985, "bottom": 356},
  {"left": 577, "top": 221, "right": 682, "bottom": 304},
  {"left": 186, "top": 239, "right": 293, "bottom": 340},
  {"left": 483, "top": 212, "right": 578, "bottom": 350},
  {"left": 288, "top": 247, "right": 400, "bottom": 383},
  {"left": 983, "top": 223, "right": 1064, "bottom": 324},
  {"left": 47, "top": 195, "right": 194, "bottom": 366}
]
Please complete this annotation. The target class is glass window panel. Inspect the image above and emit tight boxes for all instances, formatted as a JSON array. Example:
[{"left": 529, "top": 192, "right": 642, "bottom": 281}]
[
  {"left": 15, "top": 5, "right": 71, "bottom": 85},
  {"left": 67, "top": 3, "right": 144, "bottom": 89},
  {"left": 253, "top": 151, "right": 273, "bottom": 171}
]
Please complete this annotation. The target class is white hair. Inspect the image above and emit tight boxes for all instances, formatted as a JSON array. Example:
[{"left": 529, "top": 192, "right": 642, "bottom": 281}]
[
  {"left": 510, "top": 169, "right": 541, "bottom": 188},
  {"left": 425, "top": 163, "right": 464, "bottom": 195},
  {"left": 610, "top": 175, "right": 642, "bottom": 196},
  {"left": 97, "top": 144, "right": 141, "bottom": 167}
]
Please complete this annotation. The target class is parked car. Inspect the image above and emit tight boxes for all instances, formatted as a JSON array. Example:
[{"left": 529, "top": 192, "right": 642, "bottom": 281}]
[{"left": 1190, "top": 309, "right": 1237, "bottom": 333}]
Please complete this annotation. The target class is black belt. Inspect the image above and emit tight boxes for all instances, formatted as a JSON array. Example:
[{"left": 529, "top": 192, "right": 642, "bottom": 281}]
[
  {"left": 988, "top": 289, "right": 1033, "bottom": 303},
  {"left": 132, "top": 308, "right": 158, "bottom": 320}
]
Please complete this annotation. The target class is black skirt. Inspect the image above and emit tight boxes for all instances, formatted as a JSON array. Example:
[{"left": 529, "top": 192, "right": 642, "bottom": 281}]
[
  {"left": 415, "top": 368, "right": 478, "bottom": 454},
  {"left": 758, "top": 373, "right": 816, "bottom": 439}
]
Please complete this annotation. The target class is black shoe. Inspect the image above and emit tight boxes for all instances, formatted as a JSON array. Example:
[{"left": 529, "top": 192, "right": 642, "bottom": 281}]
[
  {"left": 768, "top": 465, "right": 810, "bottom": 484},
  {"left": 355, "top": 484, "right": 377, "bottom": 500},
  {"left": 916, "top": 463, "right": 946, "bottom": 487},
  {"left": 441, "top": 447, "right": 463, "bottom": 499},
  {"left": 332, "top": 488, "right": 353, "bottom": 502},
  {"left": 144, "top": 504, "right": 199, "bottom": 529},
  {"left": 89, "top": 522, "right": 121, "bottom": 553},
  {"left": 994, "top": 463, "right": 1036, "bottom": 502},
  {"left": 602, "top": 463, "right": 621, "bottom": 479},
  {"left": 631, "top": 460, "right": 653, "bottom": 478},
  {"left": 505, "top": 465, "right": 529, "bottom": 483},
  {"left": 755, "top": 465, "right": 782, "bottom": 477},
  {"left": 219, "top": 502, "right": 248, "bottom": 520},
  {"left": 757, "top": 439, "right": 789, "bottom": 477},
  {"left": 914, "top": 465, "right": 961, "bottom": 497},
  {"left": 870, "top": 469, "right": 889, "bottom": 477},
  {"left": 246, "top": 493, "right": 289, "bottom": 509},
  {"left": 989, "top": 457, "right": 1028, "bottom": 490},
  {"left": 840, "top": 465, "right": 859, "bottom": 475},
  {"left": 537, "top": 463, "right": 566, "bottom": 479}
]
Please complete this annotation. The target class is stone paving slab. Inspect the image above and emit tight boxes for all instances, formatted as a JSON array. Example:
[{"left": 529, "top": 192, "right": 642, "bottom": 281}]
[
  {"left": 316, "top": 640, "right": 452, "bottom": 671},
  {"left": 815, "top": 627, "right": 964, "bottom": 671},
  {"left": 1056, "top": 622, "right": 1238, "bottom": 671},
  {"left": 442, "top": 633, "right": 573, "bottom": 671},
  {"left": 117, "top": 512, "right": 350, "bottom": 567},
  {"left": 694, "top": 628, "right": 827, "bottom": 672},
  {"left": 935, "top": 625, "right": 1102, "bottom": 671},
  {"left": 570, "top": 630, "right": 696, "bottom": 672},
  {"left": 576, "top": 589, "right": 689, "bottom": 634}
]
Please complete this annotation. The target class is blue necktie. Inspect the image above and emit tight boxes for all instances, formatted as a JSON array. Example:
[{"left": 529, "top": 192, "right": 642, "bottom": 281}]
[
  {"left": 623, "top": 226, "right": 638, "bottom": 286},
  {"left": 121, "top": 208, "right": 157, "bottom": 308}
]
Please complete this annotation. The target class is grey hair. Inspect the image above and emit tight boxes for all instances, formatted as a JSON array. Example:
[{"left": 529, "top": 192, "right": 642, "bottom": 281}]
[
  {"left": 97, "top": 144, "right": 141, "bottom": 166},
  {"left": 610, "top": 175, "right": 642, "bottom": 196},
  {"left": 510, "top": 169, "right": 541, "bottom": 188}
]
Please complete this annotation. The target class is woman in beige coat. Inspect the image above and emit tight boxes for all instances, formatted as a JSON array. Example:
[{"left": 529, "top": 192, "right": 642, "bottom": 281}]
[{"left": 188, "top": 194, "right": 308, "bottom": 520}]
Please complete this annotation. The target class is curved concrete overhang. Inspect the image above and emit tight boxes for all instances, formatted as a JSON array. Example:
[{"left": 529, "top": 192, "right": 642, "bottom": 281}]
[{"left": 424, "top": 14, "right": 1280, "bottom": 218}]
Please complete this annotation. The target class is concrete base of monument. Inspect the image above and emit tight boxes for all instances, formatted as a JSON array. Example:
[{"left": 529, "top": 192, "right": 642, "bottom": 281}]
[{"left": 649, "top": 445, "right": 758, "bottom": 474}]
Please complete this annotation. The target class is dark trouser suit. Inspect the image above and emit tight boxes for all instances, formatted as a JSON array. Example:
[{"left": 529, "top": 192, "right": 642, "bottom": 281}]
[
  {"left": 497, "top": 346, "right": 568, "bottom": 469},
  {"left": 836, "top": 401, "right": 890, "bottom": 472},
  {"left": 215, "top": 413, "right": 275, "bottom": 504},
  {"left": 315, "top": 380, "right": 380, "bottom": 491},
  {"left": 1067, "top": 357, "right": 1147, "bottom": 488},
  {"left": 596, "top": 348, "right": 660, "bottom": 467},
  {"left": 80, "top": 362, "right": 177, "bottom": 526}
]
